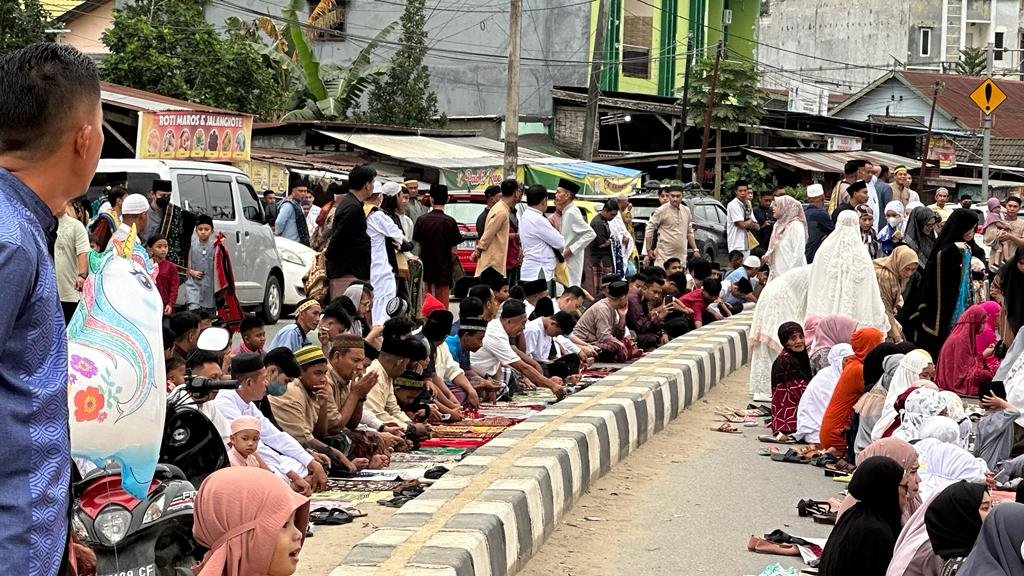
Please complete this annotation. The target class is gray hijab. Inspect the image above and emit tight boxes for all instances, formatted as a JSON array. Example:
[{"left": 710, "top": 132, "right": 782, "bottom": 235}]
[{"left": 880, "top": 354, "right": 905, "bottom": 391}]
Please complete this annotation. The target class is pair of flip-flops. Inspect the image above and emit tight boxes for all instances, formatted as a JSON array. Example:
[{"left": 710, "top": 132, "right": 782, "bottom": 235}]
[
  {"left": 824, "top": 459, "right": 856, "bottom": 477},
  {"left": 796, "top": 499, "right": 834, "bottom": 518},
  {"left": 770, "top": 449, "right": 808, "bottom": 464},
  {"left": 758, "top": 432, "right": 796, "bottom": 444},
  {"left": 309, "top": 507, "right": 365, "bottom": 526},
  {"left": 711, "top": 423, "right": 744, "bottom": 434},
  {"left": 378, "top": 495, "right": 414, "bottom": 508}
]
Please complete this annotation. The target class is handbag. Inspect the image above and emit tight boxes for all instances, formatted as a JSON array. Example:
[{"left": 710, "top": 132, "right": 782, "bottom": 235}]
[
  {"left": 554, "top": 261, "right": 571, "bottom": 287},
  {"left": 746, "top": 230, "right": 760, "bottom": 250}
]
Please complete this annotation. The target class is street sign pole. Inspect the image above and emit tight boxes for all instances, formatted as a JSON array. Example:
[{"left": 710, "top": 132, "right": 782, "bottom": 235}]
[{"left": 982, "top": 42, "right": 994, "bottom": 198}]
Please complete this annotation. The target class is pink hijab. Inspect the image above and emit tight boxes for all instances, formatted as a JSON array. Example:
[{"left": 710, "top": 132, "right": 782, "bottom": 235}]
[
  {"left": 763, "top": 195, "right": 808, "bottom": 265},
  {"left": 193, "top": 467, "right": 310, "bottom": 576},
  {"left": 935, "top": 305, "right": 988, "bottom": 396},
  {"left": 976, "top": 300, "right": 1002, "bottom": 371},
  {"left": 809, "top": 314, "right": 858, "bottom": 356},
  {"left": 982, "top": 197, "right": 1003, "bottom": 230},
  {"left": 841, "top": 437, "right": 921, "bottom": 524},
  {"left": 804, "top": 315, "right": 821, "bottom": 351}
]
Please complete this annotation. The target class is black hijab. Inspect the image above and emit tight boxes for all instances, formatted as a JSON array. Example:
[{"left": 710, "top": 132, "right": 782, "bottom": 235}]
[
  {"left": 903, "top": 206, "right": 939, "bottom": 264},
  {"left": 1000, "top": 246, "right": 1024, "bottom": 336},
  {"left": 818, "top": 456, "right": 905, "bottom": 576},
  {"left": 924, "top": 481, "right": 987, "bottom": 561},
  {"left": 930, "top": 209, "right": 980, "bottom": 264},
  {"left": 956, "top": 503, "right": 1024, "bottom": 576},
  {"left": 777, "top": 321, "right": 811, "bottom": 378},
  {"left": 862, "top": 342, "right": 917, "bottom": 392}
]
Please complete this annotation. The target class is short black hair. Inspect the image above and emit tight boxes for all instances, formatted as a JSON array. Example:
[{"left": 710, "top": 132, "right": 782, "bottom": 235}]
[
  {"left": 0, "top": 43, "right": 101, "bottom": 156},
  {"left": 146, "top": 234, "right": 167, "bottom": 248},
  {"left": 664, "top": 257, "right": 681, "bottom": 269},
  {"left": 960, "top": 194, "right": 973, "bottom": 202},
  {"left": 551, "top": 311, "right": 577, "bottom": 335},
  {"left": 508, "top": 285, "right": 526, "bottom": 301},
  {"left": 602, "top": 199, "right": 619, "bottom": 212},
  {"left": 642, "top": 266, "right": 665, "bottom": 280},
  {"left": 187, "top": 350, "right": 221, "bottom": 371},
  {"left": 560, "top": 285, "right": 585, "bottom": 299},
  {"left": 526, "top": 184, "right": 547, "bottom": 206},
  {"left": 459, "top": 296, "right": 484, "bottom": 319},
  {"left": 1007, "top": 196, "right": 1022, "bottom": 206},
  {"left": 500, "top": 178, "right": 519, "bottom": 197},
  {"left": 734, "top": 180, "right": 749, "bottom": 190},
  {"left": 170, "top": 311, "right": 200, "bottom": 339},
  {"left": 702, "top": 277, "right": 722, "bottom": 295},
  {"left": 107, "top": 186, "right": 127, "bottom": 206},
  {"left": 687, "top": 257, "right": 711, "bottom": 281},
  {"left": 467, "top": 284, "right": 493, "bottom": 305},
  {"left": 194, "top": 309, "right": 213, "bottom": 321},
  {"left": 264, "top": 346, "right": 301, "bottom": 379},
  {"left": 667, "top": 272, "right": 688, "bottom": 291},
  {"left": 327, "top": 295, "right": 357, "bottom": 318},
  {"left": 646, "top": 275, "right": 665, "bottom": 286},
  {"left": 629, "top": 272, "right": 649, "bottom": 285},
  {"left": 844, "top": 159, "right": 867, "bottom": 175},
  {"left": 728, "top": 250, "right": 744, "bottom": 261},
  {"left": 263, "top": 189, "right": 276, "bottom": 197},
  {"left": 348, "top": 164, "right": 377, "bottom": 191},
  {"left": 322, "top": 307, "right": 352, "bottom": 330},
  {"left": 483, "top": 184, "right": 501, "bottom": 199},
  {"left": 710, "top": 262, "right": 722, "bottom": 271},
  {"left": 239, "top": 315, "right": 263, "bottom": 335},
  {"left": 878, "top": 165, "right": 890, "bottom": 177},
  {"left": 166, "top": 356, "right": 185, "bottom": 373}
]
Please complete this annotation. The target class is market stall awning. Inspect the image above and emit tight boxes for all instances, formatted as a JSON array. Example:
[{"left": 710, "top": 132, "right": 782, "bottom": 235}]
[
  {"left": 316, "top": 131, "right": 503, "bottom": 169},
  {"left": 744, "top": 148, "right": 922, "bottom": 173},
  {"left": 525, "top": 159, "right": 643, "bottom": 196}
]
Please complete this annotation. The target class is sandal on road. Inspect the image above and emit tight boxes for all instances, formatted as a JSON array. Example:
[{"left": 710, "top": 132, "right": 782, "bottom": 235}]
[
  {"left": 746, "top": 535, "right": 800, "bottom": 556},
  {"left": 824, "top": 459, "right": 856, "bottom": 477},
  {"left": 711, "top": 423, "right": 743, "bottom": 434},
  {"left": 812, "top": 511, "right": 837, "bottom": 525},
  {"left": 758, "top": 432, "right": 796, "bottom": 444},
  {"left": 796, "top": 499, "right": 833, "bottom": 518},
  {"left": 770, "top": 449, "right": 809, "bottom": 464}
]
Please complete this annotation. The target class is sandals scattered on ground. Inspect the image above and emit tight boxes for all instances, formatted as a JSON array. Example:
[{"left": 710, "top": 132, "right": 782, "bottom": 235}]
[{"left": 711, "top": 422, "right": 744, "bottom": 434}]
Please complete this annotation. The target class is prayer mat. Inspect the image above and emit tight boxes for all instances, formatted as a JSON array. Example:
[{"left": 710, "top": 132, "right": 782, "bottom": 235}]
[
  {"left": 312, "top": 490, "right": 393, "bottom": 504},
  {"left": 463, "top": 416, "right": 520, "bottom": 427},
  {"left": 420, "top": 438, "right": 491, "bottom": 449},
  {"left": 325, "top": 479, "right": 403, "bottom": 492},
  {"left": 411, "top": 447, "right": 469, "bottom": 457}
]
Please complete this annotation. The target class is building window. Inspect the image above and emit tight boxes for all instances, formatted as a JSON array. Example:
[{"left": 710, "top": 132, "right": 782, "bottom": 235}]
[
  {"left": 920, "top": 27, "right": 932, "bottom": 58},
  {"left": 995, "top": 31, "right": 1005, "bottom": 61},
  {"left": 621, "top": 0, "right": 653, "bottom": 79}
]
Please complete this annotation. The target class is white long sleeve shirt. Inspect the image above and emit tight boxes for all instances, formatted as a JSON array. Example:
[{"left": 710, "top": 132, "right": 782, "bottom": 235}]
[
  {"left": 520, "top": 206, "right": 566, "bottom": 282},
  {"left": 367, "top": 210, "right": 405, "bottom": 284},
  {"left": 212, "top": 389, "right": 313, "bottom": 480}
]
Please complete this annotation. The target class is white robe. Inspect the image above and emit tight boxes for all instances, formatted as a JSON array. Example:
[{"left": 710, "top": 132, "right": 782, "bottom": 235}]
[
  {"left": 560, "top": 202, "right": 596, "bottom": 287},
  {"left": 795, "top": 343, "right": 852, "bottom": 444},
  {"left": 367, "top": 210, "right": 405, "bottom": 326},
  {"left": 748, "top": 265, "right": 811, "bottom": 401},
  {"left": 805, "top": 211, "right": 890, "bottom": 334},
  {"left": 767, "top": 221, "right": 807, "bottom": 281},
  {"left": 870, "top": 350, "right": 934, "bottom": 441}
]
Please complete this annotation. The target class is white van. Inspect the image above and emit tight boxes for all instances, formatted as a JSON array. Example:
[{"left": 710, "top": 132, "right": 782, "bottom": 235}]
[{"left": 89, "top": 159, "right": 285, "bottom": 323}]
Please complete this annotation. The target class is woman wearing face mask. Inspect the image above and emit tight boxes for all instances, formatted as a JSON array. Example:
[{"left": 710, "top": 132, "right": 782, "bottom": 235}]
[
  {"left": 874, "top": 246, "right": 920, "bottom": 343},
  {"left": 878, "top": 201, "right": 907, "bottom": 257},
  {"left": 193, "top": 467, "right": 310, "bottom": 576}
]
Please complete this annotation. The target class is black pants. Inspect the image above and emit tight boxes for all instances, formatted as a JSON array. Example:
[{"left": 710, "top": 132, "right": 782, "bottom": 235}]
[{"left": 61, "top": 301, "right": 78, "bottom": 325}]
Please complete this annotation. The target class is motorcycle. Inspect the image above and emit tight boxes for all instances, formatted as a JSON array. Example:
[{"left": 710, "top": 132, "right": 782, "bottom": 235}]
[{"left": 72, "top": 328, "right": 236, "bottom": 576}]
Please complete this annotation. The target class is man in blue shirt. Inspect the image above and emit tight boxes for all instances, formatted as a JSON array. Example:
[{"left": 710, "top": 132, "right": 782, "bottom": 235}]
[
  {"left": 275, "top": 175, "right": 310, "bottom": 245},
  {"left": 0, "top": 44, "right": 105, "bottom": 576},
  {"left": 804, "top": 183, "right": 835, "bottom": 263}
]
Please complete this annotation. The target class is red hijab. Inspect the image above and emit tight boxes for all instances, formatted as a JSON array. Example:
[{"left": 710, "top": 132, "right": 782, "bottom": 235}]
[{"left": 935, "top": 305, "right": 988, "bottom": 395}]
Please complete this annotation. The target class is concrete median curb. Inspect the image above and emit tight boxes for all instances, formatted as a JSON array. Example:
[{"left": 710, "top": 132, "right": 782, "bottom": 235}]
[{"left": 330, "top": 310, "right": 754, "bottom": 576}]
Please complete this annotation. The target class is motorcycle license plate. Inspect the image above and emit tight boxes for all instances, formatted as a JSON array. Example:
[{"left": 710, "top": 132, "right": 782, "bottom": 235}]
[{"left": 97, "top": 565, "right": 156, "bottom": 576}]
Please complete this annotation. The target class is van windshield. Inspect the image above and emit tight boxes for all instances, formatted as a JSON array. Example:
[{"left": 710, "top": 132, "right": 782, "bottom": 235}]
[{"left": 87, "top": 172, "right": 160, "bottom": 204}]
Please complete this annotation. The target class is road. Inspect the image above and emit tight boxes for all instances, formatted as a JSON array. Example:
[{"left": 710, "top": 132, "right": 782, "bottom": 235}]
[{"left": 517, "top": 366, "right": 837, "bottom": 576}]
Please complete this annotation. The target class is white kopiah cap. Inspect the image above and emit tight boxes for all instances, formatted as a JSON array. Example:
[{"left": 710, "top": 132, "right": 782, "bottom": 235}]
[
  {"left": 121, "top": 194, "right": 150, "bottom": 215},
  {"left": 742, "top": 255, "right": 761, "bottom": 268},
  {"left": 806, "top": 184, "right": 824, "bottom": 199},
  {"left": 382, "top": 182, "right": 401, "bottom": 197}
]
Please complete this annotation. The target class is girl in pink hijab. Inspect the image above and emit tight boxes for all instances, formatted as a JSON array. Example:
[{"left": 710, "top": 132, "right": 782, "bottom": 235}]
[
  {"left": 193, "top": 467, "right": 310, "bottom": 576},
  {"left": 975, "top": 300, "right": 1002, "bottom": 372}
]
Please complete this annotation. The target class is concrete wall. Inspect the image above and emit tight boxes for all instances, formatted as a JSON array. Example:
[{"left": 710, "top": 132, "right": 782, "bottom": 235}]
[
  {"left": 907, "top": 1, "right": 942, "bottom": 67},
  {"left": 199, "top": 0, "right": 592, "bottom": 117},
  {"left": 831, "top": 77, "right": 962, "bottom": 131},
  {"left": 64, "top": 0, "right": 114, "bottom": 54},
  {"left": 757, "top": 0, "right": 911, "bottom": 92}
]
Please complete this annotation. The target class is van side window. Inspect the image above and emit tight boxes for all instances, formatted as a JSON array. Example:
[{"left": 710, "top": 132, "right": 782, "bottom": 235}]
[
  {"left": 177, "top": 174, "right": 208, "bottom": 215},
  {"left": 237, "top": 181, "right": 264, "bottom": 223},
  {"left": 206, "top": 179, "right": 235, "bottom": 221}
]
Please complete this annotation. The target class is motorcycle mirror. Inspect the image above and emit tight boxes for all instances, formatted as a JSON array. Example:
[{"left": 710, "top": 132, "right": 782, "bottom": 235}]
[{"left": 197, "top": 327, "right": 230, "bottom": 351}]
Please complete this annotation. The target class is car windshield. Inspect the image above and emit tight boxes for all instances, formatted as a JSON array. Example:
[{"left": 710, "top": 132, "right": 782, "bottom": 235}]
[{"left": 445, "top": 203, "right": 484, "bottom": 226}]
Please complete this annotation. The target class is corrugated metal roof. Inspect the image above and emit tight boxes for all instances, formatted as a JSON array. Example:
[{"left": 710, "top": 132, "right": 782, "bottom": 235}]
[
  {"left": 529, "top": 159, "right": 642, "bottom": 178},
  {"left": 317, "top": 131, "right": 497, "bottom": 166},
  {"left": 101, "top": 82, "right": 233, "bottom": 113},
  {"left": 745, "top": 148, "right": 920, "bottom": 173}
]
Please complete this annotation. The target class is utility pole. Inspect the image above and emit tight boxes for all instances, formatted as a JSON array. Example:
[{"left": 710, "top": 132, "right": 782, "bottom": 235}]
[
  {"left": 696, "top": 41, "right": 723, "bottom": 188},
  {"left": 676, "top": 34, "right": 693, "bottom": 182},
  {"left": 982, "top": 41, "right": 993, "bottom": 198},
  {"left": 920, "top": 81, "right": 942, "bottom": 182},
  {"left": 581, "top": 0, "right": 610, "bottom": 161},
  {"left": 503, "top": 0, "right": 522, "bottom": 176}
]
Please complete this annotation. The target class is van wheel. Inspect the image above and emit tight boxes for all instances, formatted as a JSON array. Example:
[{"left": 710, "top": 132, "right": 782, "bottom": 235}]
[{"left": 260, "top": 276, "right": 282, "bottom": 324}]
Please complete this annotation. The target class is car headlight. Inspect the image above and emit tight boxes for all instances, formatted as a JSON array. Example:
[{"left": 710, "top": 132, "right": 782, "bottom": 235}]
[
  {"left": 95, "top": 505, "right": 132, "bottom": 546},
  {"left": 142, "top": 495, "right": 165, "bottom": 525},
  {"left": 280, "top": 249, "right": 304, "bottom": 266}
]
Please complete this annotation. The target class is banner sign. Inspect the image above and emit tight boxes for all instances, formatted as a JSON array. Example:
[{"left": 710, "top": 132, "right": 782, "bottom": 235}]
[
  {"left": 234, "top": 160, "right": 289, "bottom": 193},
  {"left": 927, "top": 135, "right": 957, "bottom": 169},
  {"left": 138, "top": 111, "right": 252, "bottom": 162},
  {"left": 441, "top": 166, "right": 524, "bottom": 192}
]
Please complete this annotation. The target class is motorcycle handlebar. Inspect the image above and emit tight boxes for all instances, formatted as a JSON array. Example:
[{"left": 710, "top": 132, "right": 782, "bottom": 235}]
[{"left": 185, "top": 375, "right": 240, "bottom": 394}]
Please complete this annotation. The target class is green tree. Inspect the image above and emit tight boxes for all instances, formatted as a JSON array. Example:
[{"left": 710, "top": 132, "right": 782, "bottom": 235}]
[
  {"left": 102, "top": 0, "right": 283, "bottom": 119},
  {"left": 955, "top": 47, "right": 987, "bottom": 76},
  {"left": 723, "top": 156, "right": 772, "bottom": 199},
  {"left": 685, "top": 49, "right": 767, "bottom": 131},
  {"left": 1, "top": 0, "right": 50, "bottom": 56},
  {"left": 364, "top": 0, "right": 444, "bottom": 127}
]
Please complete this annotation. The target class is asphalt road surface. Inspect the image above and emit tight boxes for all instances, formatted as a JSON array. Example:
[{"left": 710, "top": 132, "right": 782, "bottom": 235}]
[{"left": 518, "top": 366, "right": 837, "bottom": 576}]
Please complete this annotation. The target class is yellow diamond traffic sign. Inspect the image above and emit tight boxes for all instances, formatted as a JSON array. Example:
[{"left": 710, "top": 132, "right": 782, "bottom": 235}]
[{"left": 970, "top": 78, "right": 1007, "bottom": 114}]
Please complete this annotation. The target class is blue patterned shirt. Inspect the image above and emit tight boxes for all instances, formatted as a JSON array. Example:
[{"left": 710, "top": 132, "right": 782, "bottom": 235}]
[{"left": 0, "top": 168, "right": 70, "bottom": 576}]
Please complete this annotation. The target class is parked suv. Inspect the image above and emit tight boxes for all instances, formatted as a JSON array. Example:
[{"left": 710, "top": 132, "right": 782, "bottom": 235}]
[
  {"left": 89, "top": 160, "right": 285, "bottom": 323},
  {"left": 591, "top": 190, "right": 729, "bottom": 265}
]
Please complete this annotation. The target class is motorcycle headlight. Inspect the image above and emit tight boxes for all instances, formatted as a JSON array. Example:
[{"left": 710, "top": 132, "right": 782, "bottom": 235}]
[
  {"left": 142, "top": 495, "right": 165, "bottom": 525},
  {"left": 280, "top": 249, "right": 304, "bottom": 266},
  {"left": 95, "top": 506, "right": 132, "bottom": 546}
]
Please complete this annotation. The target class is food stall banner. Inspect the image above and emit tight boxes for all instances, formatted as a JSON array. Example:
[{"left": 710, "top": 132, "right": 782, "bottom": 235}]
[
  {"left": 441, "top": 166, "right": 526, "bottom": 192},
  {"left": 138, "top": 111, "right": 252, "bottom": 161}
]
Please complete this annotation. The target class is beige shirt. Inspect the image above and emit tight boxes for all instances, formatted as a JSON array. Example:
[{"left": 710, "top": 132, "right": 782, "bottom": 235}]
[
  {"left": 987, "top": 217, "right": 1024, "bottom": 264},
  {"left": 643, "top": 203, "right": 693, "bottom": 265},
  {"left": 55, "top": 213, "right": 90, "bottom": 303},
  {"left": 571, "top": 299, "right": 624, "bottom": 346},
  {"left": 362, "top": 359, "right": 411, "bottom": 425},
  {"left": 475, "top": 200, "right": 510, "bottom": 276},
  {"left": 268, "top": 379, "right": 322, "bottom": 445},
  {"left": 927, "top": 203, "right": 952, "bottom": 222}
]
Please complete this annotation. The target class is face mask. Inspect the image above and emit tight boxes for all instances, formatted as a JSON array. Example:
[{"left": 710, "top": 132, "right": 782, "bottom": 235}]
[
  {"left": 886, "top": 216, "right": 902, "bottom": 228},
  {"left": 266, "top": 379, "right": 288, "bottom": 396},
  {"left": 156, "top": 197, "right": 170, "bottom": 209}
]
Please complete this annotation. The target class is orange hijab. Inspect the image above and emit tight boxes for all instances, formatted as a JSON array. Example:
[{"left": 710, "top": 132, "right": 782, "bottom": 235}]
[
  {"left": 193, "top": 467, "right": 310, "bottom": 576},
  {"left": 819, "top": 327, "right": 885, "bottom": 454}
]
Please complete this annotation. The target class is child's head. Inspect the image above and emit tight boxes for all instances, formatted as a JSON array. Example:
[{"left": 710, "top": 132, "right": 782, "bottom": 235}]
[
  {"left": 701, "top": 278, "right": 722, "bottom": 304},
  {"left": 89, "top": 233, "right": 101, "bottom": 252},
  {"left": 728, "top": 250, "right": 744, "bottom": 269},
  {"left": 858, "top": 206, "right": 874, "bottom": 231},
  {"left": 195, "top": 214, "right": 214, "bottom": 241},
  {"left": 229, "top": 417, "right": 262, "bottom": 458},
  {"left": 166, "top": 356, "right": 186, "bottom": 387},
  {"left": 147, "top": 234, "right": 169, "bottom": 260},
  {"left": 240, "top": 315, "right": 266, "bottom": 351},
  {"left": 196, "top": 310, "right": 213, "bottom": 331}
]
